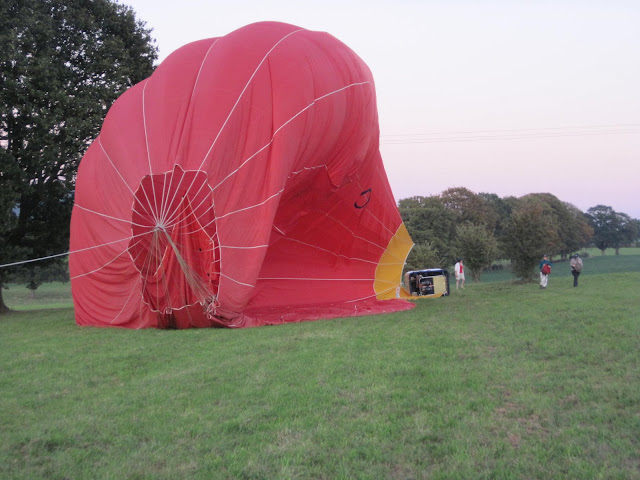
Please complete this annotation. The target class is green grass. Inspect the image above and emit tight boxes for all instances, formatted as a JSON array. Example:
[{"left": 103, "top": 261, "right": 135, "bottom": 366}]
[
  {"left": 582, "top": 246, "right": 640, "bottom": 257},
  {"left": 1, "top": 261, "right": 639, "bottom": 479},
  {"left": 2, "top": 281, "right": 72, "bottom": 310},
  {"left": 478, "top": 248, "right": 640, "bottom": 284},
  {"left": 3, "top": 249, "right": 638, "bottom": 310}
]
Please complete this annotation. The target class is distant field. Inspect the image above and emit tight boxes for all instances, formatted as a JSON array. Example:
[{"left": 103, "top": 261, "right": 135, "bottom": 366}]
[
  {"left": 480, "top": 249, "right": 640, "bottom": 284},
  {"left": 2, "top": 281, "right": 73, "bottom": 310},
  {"left": 1, "top": 255, "right": 639, "bottom": 479},
  {"left": 581, "top": 246, "right": 640, "bottom": 257}
]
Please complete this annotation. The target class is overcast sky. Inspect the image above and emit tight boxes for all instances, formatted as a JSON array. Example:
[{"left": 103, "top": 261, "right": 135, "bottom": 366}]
[{"left": 121, "top": 0, "right": 640, "bottom": 218}]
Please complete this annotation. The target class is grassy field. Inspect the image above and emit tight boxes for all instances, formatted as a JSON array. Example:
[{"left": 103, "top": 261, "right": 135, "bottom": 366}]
[
  {"left": 1, "top": 255, "right": 639, "bottom": 479},
  {"left": 472, "top": 247, "right": 640, "bottom": 284},
  {"left": 3, "top": 248, "right": 640, "bottom": 310},
  {"left": 2, "top": 281, "right": 73, "bottom": 311}
]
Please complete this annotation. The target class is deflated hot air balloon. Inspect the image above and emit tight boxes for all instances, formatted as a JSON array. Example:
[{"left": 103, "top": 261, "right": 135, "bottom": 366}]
[{"left": 69, "top": 21, "right": 416, "bottom": 328}]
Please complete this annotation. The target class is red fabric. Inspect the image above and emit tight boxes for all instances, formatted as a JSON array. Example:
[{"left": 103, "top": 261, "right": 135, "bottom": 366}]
[{"left": 69, "top": 22, "right": 414, "bottom": 329}]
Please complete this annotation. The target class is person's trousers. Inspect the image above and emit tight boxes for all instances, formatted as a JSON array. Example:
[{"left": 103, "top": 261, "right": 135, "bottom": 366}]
[
  {"left": 540, "top": 272, "right": 548, "bottom": 288},
  {"left": 572, "top": 270, "right": 580, "bottom": 287}
]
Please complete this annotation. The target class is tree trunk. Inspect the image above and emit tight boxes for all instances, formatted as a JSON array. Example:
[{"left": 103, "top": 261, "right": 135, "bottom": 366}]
[
  {"left": 0, "top": 284, "right": 10, "bottom": 314},
  {"left": 615, "top": 247, "right": 620, "bottom": 255}
]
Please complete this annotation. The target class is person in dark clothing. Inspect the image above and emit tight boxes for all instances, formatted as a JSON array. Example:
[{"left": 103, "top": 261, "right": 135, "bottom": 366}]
[{"left": 570, "top": 254, "right": 583, "bottom": 287}]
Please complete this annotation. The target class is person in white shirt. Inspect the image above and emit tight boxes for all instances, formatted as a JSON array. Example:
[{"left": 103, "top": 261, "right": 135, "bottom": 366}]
[{"left": 454, "top": 258, "right": 465, "bottom": 289}]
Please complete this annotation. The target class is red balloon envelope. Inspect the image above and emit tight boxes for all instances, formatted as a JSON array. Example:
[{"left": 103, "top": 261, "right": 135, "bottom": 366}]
[{"left": 69, "top": 21, "right": 416, "bottom": 328}]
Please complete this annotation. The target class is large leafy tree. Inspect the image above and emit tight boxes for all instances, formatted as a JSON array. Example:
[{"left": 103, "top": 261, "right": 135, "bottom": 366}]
[
  {"left": 403, "top": 241, "right": 444, "bottom": 274},
  {"left": 0, "top": 175, "right": 24, "bottom": 312},
  {"left": 562, "top": 202, "right": 594, "bottom": 255},
  {"left": 0, "top": 0, "right": 157, "bottom": 312},
  {"left": 585, "top": 205, "right": 637, "bottom": 255},
  {"left": 630, "top": 218, "right": 640, "bottom": 247},
  {"left": 611, "top": 212, "right": 638, "bottom": 255},
  {"left": 520, "top": 193, "right": 593, "bottom": 258},
  {"left": 398, "top": 195, "right": 458, "bottom": 265},
  {"left": 440, "top": 187, "right": 497, "bottom": 231},
  {"left": 501, "top": 199, "right": 560, "bottom": 281},
  {"left": 454, "top": 224, "right": 498, "bottom": 282},
  {"left": 478, "top": 192, "right": 513, "bottom": 237},
  {"left": 587, "top": 205, "right": 616, "bottom": 254}
]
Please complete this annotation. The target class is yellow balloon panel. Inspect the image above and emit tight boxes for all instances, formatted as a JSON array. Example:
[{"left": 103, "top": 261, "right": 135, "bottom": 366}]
[{"left": 374, "top": 223, "right": 414, "bottom": 300}]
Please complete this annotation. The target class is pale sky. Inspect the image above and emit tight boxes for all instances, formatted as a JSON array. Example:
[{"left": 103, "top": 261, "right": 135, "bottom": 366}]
[{"left": 121, "top": 0, "right": 640, "bottom": 218}]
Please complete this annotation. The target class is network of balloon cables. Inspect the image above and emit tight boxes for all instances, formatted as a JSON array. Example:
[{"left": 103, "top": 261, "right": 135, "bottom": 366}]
[{"left": 1, "top": 123, "right": 639, "bottom": 270}]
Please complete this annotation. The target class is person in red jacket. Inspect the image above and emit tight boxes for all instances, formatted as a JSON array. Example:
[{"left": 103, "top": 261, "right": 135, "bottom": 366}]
[
  {"left": 454, "top": 258, "right": 465, "bottom": 290},
  {"left": 539, "top": 254, "right": 552, "bottom": 289}
]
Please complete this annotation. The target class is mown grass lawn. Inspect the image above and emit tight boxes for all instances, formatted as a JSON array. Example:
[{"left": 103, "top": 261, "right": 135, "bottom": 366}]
[{"left": 1, "top": 259, "right": 639, "bottom": 479}]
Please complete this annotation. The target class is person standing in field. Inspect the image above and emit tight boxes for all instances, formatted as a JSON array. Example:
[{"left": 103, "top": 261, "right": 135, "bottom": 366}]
[
  {"left": 570, "top": 254, "right": 583, "bottom": 287},
  {"left": 539, "top": 254, "right": 552, "bottom": 289},
  {"left": 454, "top": 258, "right": 465, "bottom": 289}
]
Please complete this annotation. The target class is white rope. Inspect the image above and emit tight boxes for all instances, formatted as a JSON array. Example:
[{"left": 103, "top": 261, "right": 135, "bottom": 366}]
[
  {"left": 213, "top": 188, "right": 284, "bottom": 221},
  {"left": 158, "top": 167, "right": 193, "bottom": 227},
  {"left": 109, "top": 276, "right": 142, "bottom": 324},
  {"left": 366, "top": 209, "right": 395, "bottom": 236},
  {"left": 157, "top": 39, "right": 217, "bottom": 225},
  {"left": 0, "top": 229, "right": 153, "bottom": 269},
  {"left": 161, "top": 179, "right": 211, "bottom": 228},
  {"left": 198, "top": 28, "right": 305, "bottom": 172},
  {"left": 324, "top": 212, "right": 386, "bottom": 251},
  {"left": 163, "top": 198, "right": 215, "bottom": 234},
  {"left": 71, "top": 246, "right": 131, "bottom": 280},
  {"left": 142, "top": 79, "right": 160, "bottom": 225},
  {"left": 345, "top": 290, "right": 389, "bottom": 304},
  {"left": 74, "top": 203, "right": 151, "bottom": 228},
  {"left": 282, "top": 237, "right": 378, "bottom": 265},
  {"left": 257, "top": 277, "right": 373, "bottom": 281},
  {"left": 157, "top": 170, "right": 173, "bottom": 226},
  {"left": 135, "top": 178, "right": 162, "bottom": 227},
  {"left": 161, "top": 230, "right": 213, "bottom": 303},
  {"left": 98, "top": 137, "right": 136, "bottom": 197},
  {"left": 0, "top": 252, "right": 72, "bottom": 269},
  {"left": 211, "top": 81, "right": 372, "bottom": 193},
  {"left": 218, "top": 272, "right": 254, "bottom": 288}
]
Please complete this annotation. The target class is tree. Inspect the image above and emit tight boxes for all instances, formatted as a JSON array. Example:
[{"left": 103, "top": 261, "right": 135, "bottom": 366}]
[
  {"left": 478, "top": 192, "right": 513, "bottom": 237},
  {"left": 501, "top": 200, "right": 559, "bottom": 281},
  {"left": 440, "top": 187, "right": 497, "bottom": 230},
  {"left": 0, "top": 0, "right": 157, "bottom": 312},
  {"left": 518, "top": 193, "right": 594, "bottom": 259},
  {"left": 611, "top": 212, "right": 638, "bottom": 255},
  {"left": 0, "top": 176, "right": 24, "bottom": 312},
  {"left": 587, "top": 205, "right": 619, "bottom": 255},
  {"left": 454, "top": 224, "right": 498, "bottom": 282},
  {"left": 630, "top": 219, "right": 640, "bottom": 247},
  {"left": 404, "top": 242, "right": 444, "bottom": 274},
  {"left": 398, "top": 195, "right": 457, "bottom": 264},
  {"left": 562, "top": 202, "right": 594, "bottom": 255}
]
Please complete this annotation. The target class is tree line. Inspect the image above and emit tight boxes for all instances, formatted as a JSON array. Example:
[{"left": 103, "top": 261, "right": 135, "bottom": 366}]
[
  {"left": 399, "top": 187, "right": 640, "bottom": 282},
  {"left": 1, "top": 0, "right": 157, "bottom": 312}
]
